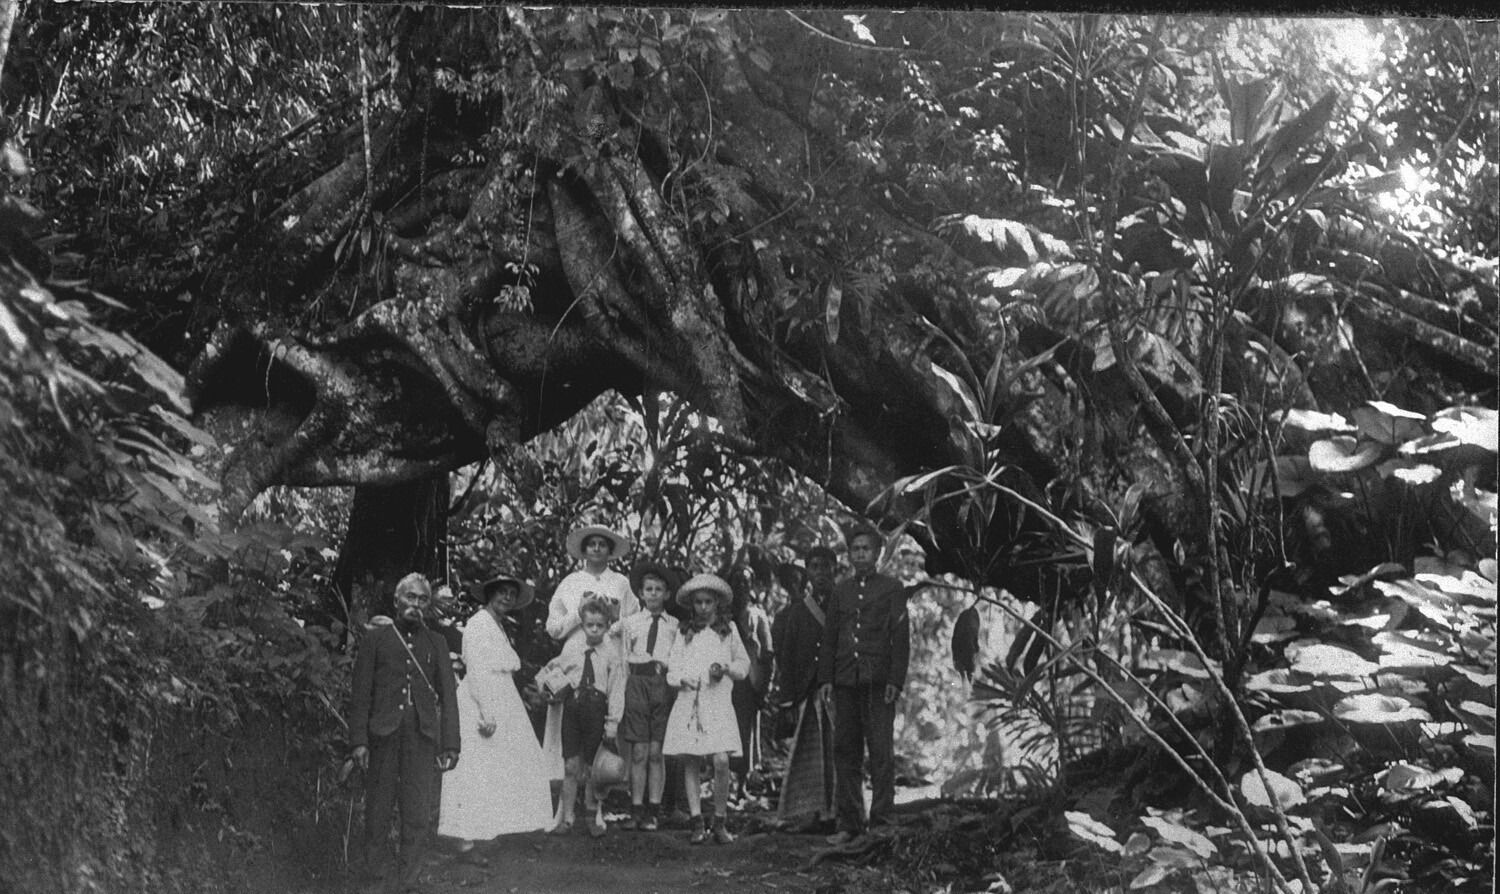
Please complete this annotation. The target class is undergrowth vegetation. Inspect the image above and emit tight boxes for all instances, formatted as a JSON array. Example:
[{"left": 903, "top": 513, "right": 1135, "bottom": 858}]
[{"left": 0, "top": 234, "right": 352, "bottom": 891}]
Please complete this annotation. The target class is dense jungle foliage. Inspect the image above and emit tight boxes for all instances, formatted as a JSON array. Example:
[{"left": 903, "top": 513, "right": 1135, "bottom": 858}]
[{"left": 0, "top": 7, "right": 1495, "bottom": 894}]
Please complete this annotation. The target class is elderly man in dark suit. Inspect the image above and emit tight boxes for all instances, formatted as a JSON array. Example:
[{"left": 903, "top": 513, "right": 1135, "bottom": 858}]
[
  {"left": 349, "top": 573, "right": 460, "bottom": 892},
  {"left": 817, "top": 525, "right": 910, "bottom": 845}
]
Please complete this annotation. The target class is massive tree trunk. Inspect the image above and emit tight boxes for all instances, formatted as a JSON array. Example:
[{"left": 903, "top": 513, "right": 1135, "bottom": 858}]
[{"left": 328, "top": 474, "right": 449, "bottom": 630}]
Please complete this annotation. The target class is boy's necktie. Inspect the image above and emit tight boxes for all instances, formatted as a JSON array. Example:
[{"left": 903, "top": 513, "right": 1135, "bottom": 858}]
[
  {"left": 581, "top": 648, "right": 596, "bottom": 689},
  {"left": 646, "top": 615, "right": 660, "bottom": 656}
]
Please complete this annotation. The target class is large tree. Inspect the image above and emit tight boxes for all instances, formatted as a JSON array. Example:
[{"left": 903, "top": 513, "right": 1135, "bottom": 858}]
[{"left": 16, "top": 8, "right": 1498, "bottom": 616}]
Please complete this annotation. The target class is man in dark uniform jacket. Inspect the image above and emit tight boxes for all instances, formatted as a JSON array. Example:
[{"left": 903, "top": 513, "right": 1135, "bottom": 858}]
[
  {"left": 818, "top": 525, "right": 910, "bottom": 844},
  {"left": 349, "top": 573, "right": 460, "bottom": 891}
]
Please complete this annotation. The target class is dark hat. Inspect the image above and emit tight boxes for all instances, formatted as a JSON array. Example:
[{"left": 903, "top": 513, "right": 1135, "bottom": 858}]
[
  {"left": 775, "top": 562, "right": 808, "bottom": 594},
  {"left": 675, "top": 573, "right": 734, "bottom": 611},
  {"left": 473, "top": 573, "right": 536, "bottom": 611},
  {"left": 804, "top": 545, "right": 838, "bottom": 563},
  {"left": 629, "top": 561, "right": 679, "bottom": 596}
]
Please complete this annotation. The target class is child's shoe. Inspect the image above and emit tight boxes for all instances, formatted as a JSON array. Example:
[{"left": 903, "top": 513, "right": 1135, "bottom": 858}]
[
  {"left": 639, "top": 805, "right": 660, "bottom": 831},
  {"left": 589, "top": 818, "right": 608, "bottom": 838},
  {"left": 712, "top": 818, "right": 735, "bottom": 845},
  {"left": 618, "top": 807, "right": 640, "bottom": 831},
  {"left": 688, "top": 816, "right": 710, "bottom": 844}
]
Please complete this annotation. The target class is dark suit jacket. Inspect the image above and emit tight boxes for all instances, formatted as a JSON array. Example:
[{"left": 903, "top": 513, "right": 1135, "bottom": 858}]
[
  {"left": 818, "top": 571, "right": 910, "bottom": 690},
  {"left": 349, "top": 622, "right": 460, "bottom": 752},
  {"left": 772, "top": 595, "right": 827, "bottom": 705}
]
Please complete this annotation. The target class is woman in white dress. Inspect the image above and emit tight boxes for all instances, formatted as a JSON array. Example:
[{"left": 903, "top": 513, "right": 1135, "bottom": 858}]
[
  {"left": 541, "top": 524, "right": 636, "bottom": 782},
  {"left": 438, "top": 574, "right": 554, "bottom": 861},
  {"left": 662, "top": 573, "right": 749, "bottom": 844}
]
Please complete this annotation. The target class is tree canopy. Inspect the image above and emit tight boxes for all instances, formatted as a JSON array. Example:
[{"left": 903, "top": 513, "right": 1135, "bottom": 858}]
[{"left": 13, "top": 8, "right": 1492, "bottom": 613}]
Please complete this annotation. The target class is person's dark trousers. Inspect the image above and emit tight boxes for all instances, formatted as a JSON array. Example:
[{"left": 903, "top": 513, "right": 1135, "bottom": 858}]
[
  {"left": 831, "top": 682, "right": 896, "bottom": 833},
  {"left": 364, "top": 711, "right": 438, "bottom": 880},
  {"left": 663, "top": 755, "right": 683, "bottom": 807},
  {"left": 730, "top": 679, "right": 763, "bottom": 780}
]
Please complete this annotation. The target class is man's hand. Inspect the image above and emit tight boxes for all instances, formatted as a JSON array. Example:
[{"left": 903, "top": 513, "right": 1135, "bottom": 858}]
[
  {"left": 818, "top": 683, "right": 833, "bottom": 703},
  {"left": 604, "top": 720, "right": 618, "bottom": 740},
  {"left": 437, "top": 750, "right": 459, "bottom": 772},
  {"left": 478, "top": 718, "right": 497, "bottom": 738},
  {"left": 884, "top": 684, "right": 900, "bottom": 705},
  {"left": 351, "top": 745, "right": 369, "bottom": 771}
]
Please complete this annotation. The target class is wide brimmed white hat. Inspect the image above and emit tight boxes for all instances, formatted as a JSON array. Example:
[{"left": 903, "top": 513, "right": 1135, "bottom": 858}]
[
  {"left": 565, "top": 524, "right": 632, "bottom": 561},
  {"left": 674, "top": 573, "right": 734, "bottom": 610}
]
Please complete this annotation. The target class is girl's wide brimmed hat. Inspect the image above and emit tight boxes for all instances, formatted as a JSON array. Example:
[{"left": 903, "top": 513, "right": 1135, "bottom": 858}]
[
  {"left": 629, "top": 561, "right": 679, "bottom": 596},
  {"left": 565, "top": 524, "right": 632, "bottom": 561},
  {"left": 472, "top": 573, "right": 535, "bottom": 611},
  {"left": 675, "top": 573, "right": 734, "bottom": 610}
]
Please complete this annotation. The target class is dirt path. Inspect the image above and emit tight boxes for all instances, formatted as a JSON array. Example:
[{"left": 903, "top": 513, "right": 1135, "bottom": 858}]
[{"left": 412, "top": 822, "right": 831, "bottom": 894}]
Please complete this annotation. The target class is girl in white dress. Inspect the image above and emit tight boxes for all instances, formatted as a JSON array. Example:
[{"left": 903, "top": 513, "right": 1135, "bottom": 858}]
[
  {"left": 438, "top": 575, "right": 554, "bottom": 859},
  {"left": 662, "top": 573, "right": 749, "bottom": 845},
  {"left": 542, "top": 524, "right": 636, "bottom": 782}
]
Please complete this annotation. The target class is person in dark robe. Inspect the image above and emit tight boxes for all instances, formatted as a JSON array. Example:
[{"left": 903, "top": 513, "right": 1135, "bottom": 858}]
[{"left": 771, "top": 546, "right": 838, "bottom": 832}]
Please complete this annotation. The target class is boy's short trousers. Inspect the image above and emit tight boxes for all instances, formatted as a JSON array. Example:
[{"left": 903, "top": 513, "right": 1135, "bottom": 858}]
[
  {"left": 561, "top": 688, "right": 609, "bottom": 762},
  {"left": 619, "top": 669, "right": 676, "bottom": 744}
]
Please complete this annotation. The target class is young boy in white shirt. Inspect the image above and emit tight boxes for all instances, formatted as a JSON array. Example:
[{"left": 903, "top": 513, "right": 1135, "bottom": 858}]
[
  {"left": 544, "top": 598, "right": 625, "bottom": 838},
  {"left": 615, "top": 562, "right": 680, "bottom": 830}
]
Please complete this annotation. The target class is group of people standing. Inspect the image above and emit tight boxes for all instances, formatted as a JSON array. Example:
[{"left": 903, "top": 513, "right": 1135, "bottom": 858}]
[{"left": 345, "top": 521, "right": 912, "bottom": 892}]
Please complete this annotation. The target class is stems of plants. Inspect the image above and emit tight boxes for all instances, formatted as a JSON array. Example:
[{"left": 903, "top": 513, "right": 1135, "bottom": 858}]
[
  {"left": 1205, "top": 306, "right": 1239, "bottom": 677},
  {"left": 1085, "top": 644, "right": 1236, "bottom": 796},
  {"left": 991, "top": 483, "right": 1320, "bottom": 892},
  {"left": 1090, "top": 21, "right": 1208, "bottom": 497},
  {"left": 936, "top": 580, "right": 1297, "bottom": 894}
]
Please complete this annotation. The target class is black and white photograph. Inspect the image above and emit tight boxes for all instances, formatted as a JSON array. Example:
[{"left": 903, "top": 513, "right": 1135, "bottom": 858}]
[{"left": 1, "top": 7, "right": 1494, "bottom": 894}]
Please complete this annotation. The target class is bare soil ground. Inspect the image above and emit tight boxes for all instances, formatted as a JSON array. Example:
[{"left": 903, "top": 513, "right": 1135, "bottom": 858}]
[{"left": 409, "top": 822, "right": 831, "bottom": 894}]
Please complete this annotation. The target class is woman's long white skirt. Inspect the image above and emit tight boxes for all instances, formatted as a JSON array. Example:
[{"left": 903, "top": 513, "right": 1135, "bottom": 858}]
[{"left": 437, "top": 672, "right": 554, "bottom": 840}]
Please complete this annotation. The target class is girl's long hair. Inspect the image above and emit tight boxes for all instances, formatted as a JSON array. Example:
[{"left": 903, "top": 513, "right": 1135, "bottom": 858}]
[{"left": 679, "top": 597, "right": 733, "bottom": 640}]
